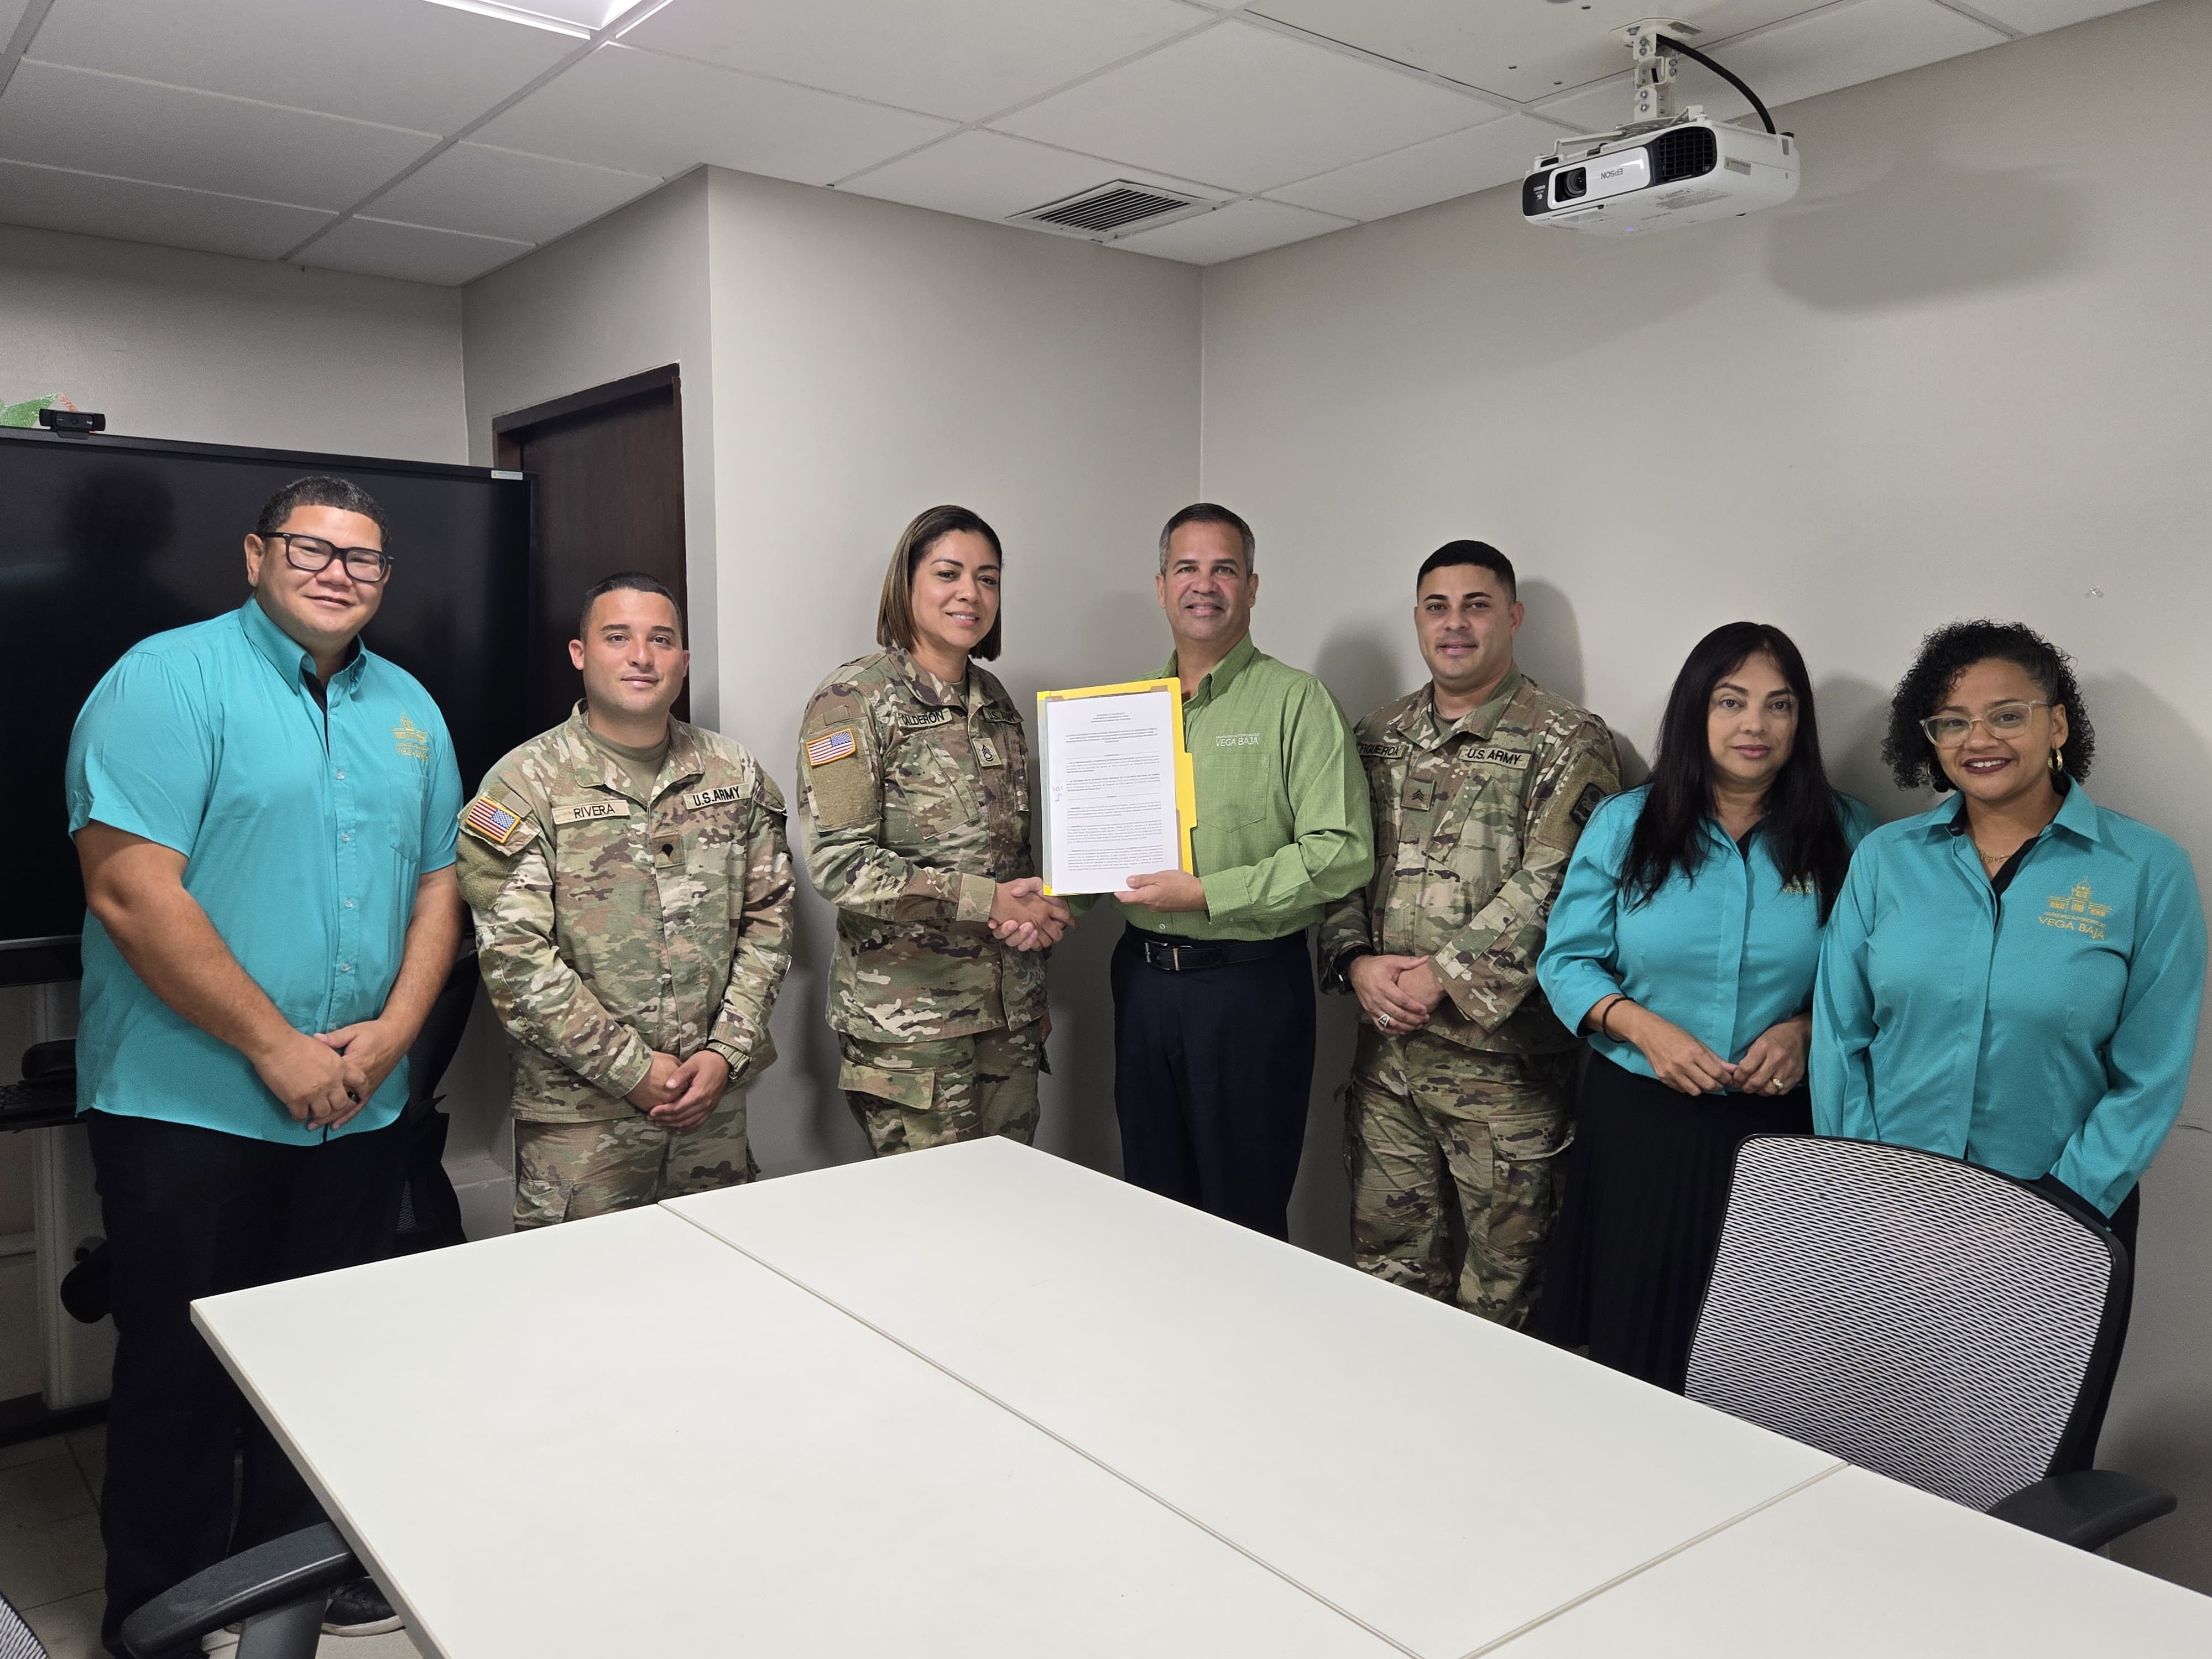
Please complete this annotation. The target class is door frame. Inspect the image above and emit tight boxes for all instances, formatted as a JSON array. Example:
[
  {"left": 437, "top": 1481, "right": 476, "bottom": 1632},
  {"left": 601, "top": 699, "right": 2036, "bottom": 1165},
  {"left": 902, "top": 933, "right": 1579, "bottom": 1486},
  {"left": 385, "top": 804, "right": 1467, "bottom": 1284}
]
[
  {"left": 492, "top": 364, "right": 688, "bottom": 727},
  {"left": 491, "top": 363, "right": 682, "bottom": 468}
]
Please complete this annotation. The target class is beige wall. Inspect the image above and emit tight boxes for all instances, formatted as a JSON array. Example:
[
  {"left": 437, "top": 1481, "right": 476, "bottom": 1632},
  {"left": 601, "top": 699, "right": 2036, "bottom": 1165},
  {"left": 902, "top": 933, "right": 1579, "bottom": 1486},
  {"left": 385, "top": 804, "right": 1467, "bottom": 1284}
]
[
  {"left": 0, "top": 222, "right": 465, "bottom": 460},
  {"left": 698, "top": 168, "right": 1201, "bottom": 1180},
  {"left": 1197, "top": 0, "right": 2212, "bottom": 1587},
  {"left": 462, "top": 170, "right": 722, "bottom": 722}
]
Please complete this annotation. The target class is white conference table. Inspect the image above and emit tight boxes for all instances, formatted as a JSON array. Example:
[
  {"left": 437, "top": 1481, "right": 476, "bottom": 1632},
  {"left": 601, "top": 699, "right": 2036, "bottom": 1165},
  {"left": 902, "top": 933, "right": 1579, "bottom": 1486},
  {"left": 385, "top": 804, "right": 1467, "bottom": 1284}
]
[
  {"left": 195, "top": 1137, "right": 2212, "bottom": 1658},
  {"left": 191, "top": 1203, "right": 1405, "bottom": 1658},
  {"left": 670, "top": 1138, "right": 1838, "bottom": 1658},
  {"left": 1499, "top": 1465, "right": 2212, "bottom": 1658}
]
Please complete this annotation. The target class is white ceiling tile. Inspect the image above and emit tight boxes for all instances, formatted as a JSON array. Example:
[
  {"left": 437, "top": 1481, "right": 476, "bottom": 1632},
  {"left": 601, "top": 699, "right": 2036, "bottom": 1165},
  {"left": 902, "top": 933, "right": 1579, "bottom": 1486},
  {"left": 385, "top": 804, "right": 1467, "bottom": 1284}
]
[
  {"left": 839, "top": 130, "right": 1209, "bottom": 223},
  {"left": 1526, "top": 74, "right": 1638, "bottom": 135},
  {"left": 1532, "top": 0, "right": 2006, "bottom": 128},
  {"left": 26, "top": 0, "right": 578, "bottom": 132},
  {"left": 298, "top": 215, "right": 532, "bottom": 286},
  {"left": 0, "top": 156, "right": 333, "bottom": 258},
  {"left": 995, "top": 18, "right": 1493, "bottom": 195},
  {"left": 1964, "top": 1, "right": 2154, "bottom": 32},
  {"left": 1111, "top": 197, "right": 1349, "bottom": 265},
  {"left": 0, "top": 60, "right": 438, "bottom": 210},
  {"left": 623, "top": 0, "right": 1202, "bottom": 124},
  {"left": 1266, "top": 113, "right": 1563, "bottom": 222},
  {"left": 1680, "top": 0, "right": 2006, "bottom": 114},
  {"left": 367, "top": 141, "right": 658, "bottom": 244},
  {"left": 474, "top": 42, "right": 954, "bottom": 184},
  {"left": 1249, "top": 1, "right": 1816, "bottom": 103},
  {"left": 489, "top": 0, "right": 631, "bottom": 27}
]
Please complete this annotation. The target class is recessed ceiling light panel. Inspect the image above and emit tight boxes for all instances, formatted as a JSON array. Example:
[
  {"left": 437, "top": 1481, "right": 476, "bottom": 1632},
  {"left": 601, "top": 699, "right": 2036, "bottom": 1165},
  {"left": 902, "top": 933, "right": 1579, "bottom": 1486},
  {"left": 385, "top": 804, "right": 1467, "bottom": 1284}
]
[{"left": 420, "top": 0, "right": 635, "bottom": 38}]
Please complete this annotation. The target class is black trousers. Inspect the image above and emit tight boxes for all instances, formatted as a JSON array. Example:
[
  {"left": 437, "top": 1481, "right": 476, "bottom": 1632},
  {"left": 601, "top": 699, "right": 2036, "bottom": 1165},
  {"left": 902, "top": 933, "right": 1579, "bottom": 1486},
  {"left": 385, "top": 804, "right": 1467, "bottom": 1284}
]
[
  {"left": 1109, "top": 927, "right": 1315, "bottom": 1240},
  {"left": 86, "top": 1110, "right": 406, "bottom": 1655}
]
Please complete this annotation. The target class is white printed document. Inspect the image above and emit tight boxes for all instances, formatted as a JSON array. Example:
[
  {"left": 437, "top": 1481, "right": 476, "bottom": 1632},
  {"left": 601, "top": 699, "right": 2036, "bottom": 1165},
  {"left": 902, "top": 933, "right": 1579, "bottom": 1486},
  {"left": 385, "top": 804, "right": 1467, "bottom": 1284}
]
[{"left": 1037, "top": 680, "right": 1194, "bottom": 896}]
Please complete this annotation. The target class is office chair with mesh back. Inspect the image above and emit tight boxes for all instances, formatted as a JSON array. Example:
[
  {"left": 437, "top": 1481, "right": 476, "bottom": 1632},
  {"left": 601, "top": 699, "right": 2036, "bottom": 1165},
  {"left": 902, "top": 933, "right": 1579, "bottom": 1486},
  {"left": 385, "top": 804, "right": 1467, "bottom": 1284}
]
[
  {"left": 3, "top": 1587, "right": 45, "bottom": 1659},
  {"left": 1684, "top": 1135, "right": 2174, "bottom": 1552}
]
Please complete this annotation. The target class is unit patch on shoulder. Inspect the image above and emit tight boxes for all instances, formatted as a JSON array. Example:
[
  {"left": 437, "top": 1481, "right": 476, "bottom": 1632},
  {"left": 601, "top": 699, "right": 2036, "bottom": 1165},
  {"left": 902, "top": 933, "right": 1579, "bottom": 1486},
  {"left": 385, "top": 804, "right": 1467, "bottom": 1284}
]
[
  {"left": 461, "top": 796, "right": 523, "bottom": 846},
  {"left": 806, "top": 728, "right": 858, "bottom": 767},
  {"left": 685, "top": 784, "right": 747, "bottom": 810},
  {"left": 1569, "top": 782, "right": 1607, "bottom": 827},
  {"left": 551, "top": 799, "right": 630, "bottom": 827},
  {"left": 1467, "top": 746, "right": 1531, "bottom": 769}
]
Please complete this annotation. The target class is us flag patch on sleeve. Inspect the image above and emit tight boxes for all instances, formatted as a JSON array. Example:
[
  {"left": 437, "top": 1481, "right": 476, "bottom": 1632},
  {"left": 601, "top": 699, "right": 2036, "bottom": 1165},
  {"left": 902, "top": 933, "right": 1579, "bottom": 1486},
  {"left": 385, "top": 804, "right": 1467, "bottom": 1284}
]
[
  {"left": 806, "top": 727, "right": 858, "bottom": 767},
  {"left": 462, "top": 795, "right": 522, "bottom": 845}
]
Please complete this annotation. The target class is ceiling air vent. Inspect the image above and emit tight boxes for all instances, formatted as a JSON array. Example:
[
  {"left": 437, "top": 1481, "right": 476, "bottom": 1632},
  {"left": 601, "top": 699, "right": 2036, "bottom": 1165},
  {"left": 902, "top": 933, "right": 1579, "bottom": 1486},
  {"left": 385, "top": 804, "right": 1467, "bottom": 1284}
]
[{"left": 1011, "top": 180, "right": 1214, "bottom": 242}]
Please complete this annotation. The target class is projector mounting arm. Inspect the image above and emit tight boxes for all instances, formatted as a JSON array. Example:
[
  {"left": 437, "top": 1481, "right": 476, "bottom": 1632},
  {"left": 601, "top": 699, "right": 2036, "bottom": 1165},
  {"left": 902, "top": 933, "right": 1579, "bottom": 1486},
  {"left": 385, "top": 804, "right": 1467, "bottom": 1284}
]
[
  {"left": 1616, "top": 18, "right": 1700, "bottom": 127},
  {"left": 1614, "top": 16, "right": 1780, "bottom": 136}
]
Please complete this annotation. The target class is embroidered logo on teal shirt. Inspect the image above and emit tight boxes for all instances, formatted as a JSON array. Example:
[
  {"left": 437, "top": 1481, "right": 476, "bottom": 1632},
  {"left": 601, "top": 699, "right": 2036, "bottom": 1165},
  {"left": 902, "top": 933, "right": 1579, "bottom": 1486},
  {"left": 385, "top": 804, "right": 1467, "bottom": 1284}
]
[{"left": 2040, "top": 881, "right": 2113, "bottom": 941}]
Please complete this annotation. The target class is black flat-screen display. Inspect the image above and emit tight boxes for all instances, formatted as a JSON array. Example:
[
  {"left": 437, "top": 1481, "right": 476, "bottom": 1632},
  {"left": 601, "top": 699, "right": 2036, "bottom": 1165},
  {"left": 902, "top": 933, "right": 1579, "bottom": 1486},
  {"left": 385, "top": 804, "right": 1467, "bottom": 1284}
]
[{"left": 0, "top": 426, "right": 534, "bottom": 986}]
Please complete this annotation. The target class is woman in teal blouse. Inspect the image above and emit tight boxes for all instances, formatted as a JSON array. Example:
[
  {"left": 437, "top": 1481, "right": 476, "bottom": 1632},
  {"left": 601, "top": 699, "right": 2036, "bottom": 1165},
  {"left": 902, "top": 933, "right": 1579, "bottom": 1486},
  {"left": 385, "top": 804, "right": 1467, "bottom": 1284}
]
[
  {"left": 1535, "top": 623, "right": 1871, "bottom": 1388},
  {"left": 1813, "top": 620, "right": 2204, "bottom": 1452}
]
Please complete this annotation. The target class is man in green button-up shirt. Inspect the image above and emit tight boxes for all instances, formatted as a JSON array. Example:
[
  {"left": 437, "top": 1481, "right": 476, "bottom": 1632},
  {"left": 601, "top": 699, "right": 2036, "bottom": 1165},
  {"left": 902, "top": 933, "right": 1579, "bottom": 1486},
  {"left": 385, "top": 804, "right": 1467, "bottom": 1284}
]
[{"left": 1089, "top": 503, "right": 1371, "bottom": 1238}]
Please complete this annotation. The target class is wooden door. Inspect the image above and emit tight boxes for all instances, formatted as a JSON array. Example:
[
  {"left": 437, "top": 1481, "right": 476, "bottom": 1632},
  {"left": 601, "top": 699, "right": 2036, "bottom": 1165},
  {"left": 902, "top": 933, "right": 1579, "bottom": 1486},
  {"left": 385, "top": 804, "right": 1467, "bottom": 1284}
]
[{"left": 494, "top": 366, "right": 687, "bottom": 735}]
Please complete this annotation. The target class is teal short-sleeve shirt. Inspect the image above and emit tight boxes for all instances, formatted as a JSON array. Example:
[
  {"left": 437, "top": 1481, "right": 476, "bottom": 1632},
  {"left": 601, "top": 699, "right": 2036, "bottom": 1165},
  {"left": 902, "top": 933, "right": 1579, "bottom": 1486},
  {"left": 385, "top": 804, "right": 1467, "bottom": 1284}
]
[{"left": 65, "top": 598, "right": 463, "bottom": 1143}]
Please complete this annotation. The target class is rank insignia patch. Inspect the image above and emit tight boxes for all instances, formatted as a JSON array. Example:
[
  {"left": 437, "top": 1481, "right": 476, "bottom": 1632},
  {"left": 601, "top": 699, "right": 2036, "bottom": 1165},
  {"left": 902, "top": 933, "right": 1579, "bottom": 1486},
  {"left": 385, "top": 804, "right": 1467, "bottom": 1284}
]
[
  {"left": 806, "top": 728, "right": 858, "bottom": 767},
  {"left": 462, "top": 796, "right": 522, "bottom": 845}
]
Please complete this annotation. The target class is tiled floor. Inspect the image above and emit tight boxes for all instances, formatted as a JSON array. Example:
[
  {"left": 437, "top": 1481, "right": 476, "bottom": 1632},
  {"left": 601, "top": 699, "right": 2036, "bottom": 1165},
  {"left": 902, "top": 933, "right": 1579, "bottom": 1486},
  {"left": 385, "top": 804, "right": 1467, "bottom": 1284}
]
[{"left": 1, "top": 1428, "right": 419, "bottom": 1659}]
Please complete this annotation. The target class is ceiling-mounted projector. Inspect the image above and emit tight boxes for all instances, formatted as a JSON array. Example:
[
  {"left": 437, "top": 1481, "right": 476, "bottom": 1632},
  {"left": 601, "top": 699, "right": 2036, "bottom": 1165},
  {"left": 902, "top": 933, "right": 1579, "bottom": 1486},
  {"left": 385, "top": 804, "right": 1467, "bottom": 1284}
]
[{"left": 1523, "top": 19, "right": 1798, "bottom": 236}]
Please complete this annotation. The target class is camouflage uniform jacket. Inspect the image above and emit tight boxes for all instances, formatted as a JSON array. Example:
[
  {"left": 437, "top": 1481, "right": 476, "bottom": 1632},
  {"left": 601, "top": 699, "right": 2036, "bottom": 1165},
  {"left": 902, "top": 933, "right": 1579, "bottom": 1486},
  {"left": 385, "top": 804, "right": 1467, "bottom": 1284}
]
[
  {"left": 456, "top": 706, "right": 795, "bottom": 1123},
  {"left": 1320, "top": 670, "right": 1619, "bottom": 1056},
  {"left": 797, "top": 649, "right": 1043, "bottom": 1044}
]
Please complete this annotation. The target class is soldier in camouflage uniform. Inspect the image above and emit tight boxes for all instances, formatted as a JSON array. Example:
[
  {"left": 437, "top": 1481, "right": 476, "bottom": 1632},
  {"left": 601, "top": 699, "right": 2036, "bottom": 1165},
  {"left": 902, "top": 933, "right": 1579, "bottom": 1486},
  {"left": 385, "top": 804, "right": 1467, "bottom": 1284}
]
[
  {"left": 1321, "top": 542, "right": 1618, "bottom": 1326},
  {"left": 458, "top": 573, "right": 794, "bottom": 1227},
  {"left": 797, "top": 506, "right": 1064, "bottom": 1156}
]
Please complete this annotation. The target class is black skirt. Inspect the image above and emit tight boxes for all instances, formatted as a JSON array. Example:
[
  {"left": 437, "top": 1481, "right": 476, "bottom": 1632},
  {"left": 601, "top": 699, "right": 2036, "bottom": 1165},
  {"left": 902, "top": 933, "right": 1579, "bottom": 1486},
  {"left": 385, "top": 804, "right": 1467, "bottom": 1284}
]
[{"left": 1533, "top": 1051, "right": 1811, "bottom": 1391}]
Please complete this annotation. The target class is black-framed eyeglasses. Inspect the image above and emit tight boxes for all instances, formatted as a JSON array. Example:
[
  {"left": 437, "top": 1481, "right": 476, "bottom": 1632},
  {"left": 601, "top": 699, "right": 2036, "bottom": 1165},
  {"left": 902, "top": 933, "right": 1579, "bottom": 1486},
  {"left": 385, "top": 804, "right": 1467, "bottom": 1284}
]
[{"left": 267, "top": 531, "right": 393, "bottom": 585}]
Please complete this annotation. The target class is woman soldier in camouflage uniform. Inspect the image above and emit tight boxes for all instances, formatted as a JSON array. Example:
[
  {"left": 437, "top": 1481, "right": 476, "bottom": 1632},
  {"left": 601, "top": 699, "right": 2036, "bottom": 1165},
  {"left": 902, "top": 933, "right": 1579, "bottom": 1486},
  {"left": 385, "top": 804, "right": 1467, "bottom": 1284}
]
[{"left": 796, "top": 506, "right": 1067, "bottom": 1156}]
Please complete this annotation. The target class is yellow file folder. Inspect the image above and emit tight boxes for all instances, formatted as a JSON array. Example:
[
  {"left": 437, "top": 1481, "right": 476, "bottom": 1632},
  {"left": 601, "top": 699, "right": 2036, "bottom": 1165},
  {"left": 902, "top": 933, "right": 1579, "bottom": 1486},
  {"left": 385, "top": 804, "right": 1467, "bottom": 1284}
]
[{"left": 1036, "top": 678, "right": 1197, "bottom": 896}]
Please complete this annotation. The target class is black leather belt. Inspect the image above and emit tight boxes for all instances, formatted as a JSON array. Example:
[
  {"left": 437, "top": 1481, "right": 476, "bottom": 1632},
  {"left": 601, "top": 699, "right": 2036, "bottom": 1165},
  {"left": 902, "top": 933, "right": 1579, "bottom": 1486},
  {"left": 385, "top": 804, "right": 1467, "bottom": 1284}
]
[{"left": 1134, "top": 930, "right": 1303, "bottom": 973}]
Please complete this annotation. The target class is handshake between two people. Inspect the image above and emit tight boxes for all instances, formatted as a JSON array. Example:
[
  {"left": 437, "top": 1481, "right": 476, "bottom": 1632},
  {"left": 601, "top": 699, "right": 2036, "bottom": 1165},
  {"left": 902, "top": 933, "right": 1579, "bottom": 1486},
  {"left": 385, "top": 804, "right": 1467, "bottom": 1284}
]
[
  {"left": 984, "top": 867, "right": 1211, "bottom": 953},
  {"left": 986, "top": 877, "right": 1072, "bottom": 952},
  {"left": 982, "top": 863, "right": 1212, "bottom": 956}
]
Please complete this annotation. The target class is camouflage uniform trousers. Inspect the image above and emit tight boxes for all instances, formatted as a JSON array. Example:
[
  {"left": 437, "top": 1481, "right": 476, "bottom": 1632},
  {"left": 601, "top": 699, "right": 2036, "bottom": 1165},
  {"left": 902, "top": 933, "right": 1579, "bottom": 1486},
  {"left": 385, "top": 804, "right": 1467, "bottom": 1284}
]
[
  {"left": 837, "top": 1022, "right": 1044, "bottom": 1158},
  {"left": 512, "top": 1092, "right": 757, "bottom": 1229},
  {"left": 1345, "top": 1027, "right": 1576, "bottom": 1327}
]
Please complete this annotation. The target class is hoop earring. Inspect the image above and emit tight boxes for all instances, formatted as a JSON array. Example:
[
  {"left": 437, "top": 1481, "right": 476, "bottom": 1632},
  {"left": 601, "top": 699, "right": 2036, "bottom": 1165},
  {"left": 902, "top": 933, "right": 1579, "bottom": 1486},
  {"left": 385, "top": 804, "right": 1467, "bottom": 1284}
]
[{"left": 2049, "top": 745, "right": 2063, "bottom": 774}]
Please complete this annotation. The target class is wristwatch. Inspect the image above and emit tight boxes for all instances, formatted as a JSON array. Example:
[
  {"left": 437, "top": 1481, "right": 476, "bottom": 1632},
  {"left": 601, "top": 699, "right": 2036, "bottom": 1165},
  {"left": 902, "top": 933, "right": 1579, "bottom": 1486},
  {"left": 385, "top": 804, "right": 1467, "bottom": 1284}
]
[{"left": 1325, "top": 946, "right": 1374, "bottom": 994}]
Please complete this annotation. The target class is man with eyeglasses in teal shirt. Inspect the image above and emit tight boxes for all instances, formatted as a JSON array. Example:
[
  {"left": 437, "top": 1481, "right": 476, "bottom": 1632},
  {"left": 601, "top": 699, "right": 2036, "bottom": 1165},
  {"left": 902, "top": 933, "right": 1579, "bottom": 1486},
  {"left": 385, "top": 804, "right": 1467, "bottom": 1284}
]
[{"left": 66, "top": 476, "right": 465, "bottom": 1653}]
